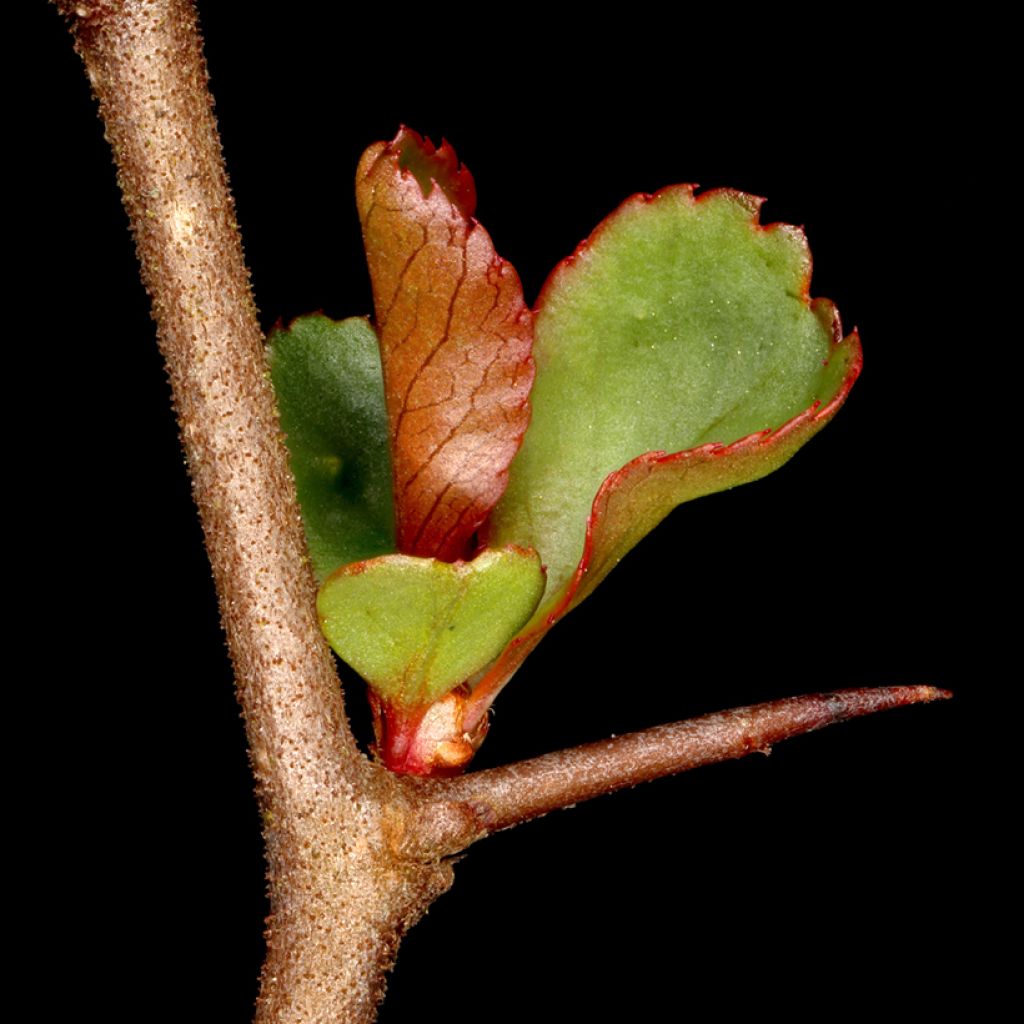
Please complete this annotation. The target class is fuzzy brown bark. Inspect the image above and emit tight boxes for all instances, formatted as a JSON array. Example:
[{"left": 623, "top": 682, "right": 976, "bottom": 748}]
[
  {"left": 56, "top": 3, "right": 949, "bottom": 1021},
  {"left": 54, "top": 3, "right": 454, "bottom": 1020}
]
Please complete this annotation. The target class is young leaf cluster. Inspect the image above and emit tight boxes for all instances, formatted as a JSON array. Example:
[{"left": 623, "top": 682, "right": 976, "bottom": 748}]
[{"left": 269, "top": 128, "right": 861, "bottom": 775}]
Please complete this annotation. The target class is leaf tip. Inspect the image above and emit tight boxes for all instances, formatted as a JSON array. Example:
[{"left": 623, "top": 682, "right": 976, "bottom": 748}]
[{"left": 386, "top": 125, "right": 477, "bottom": 216}]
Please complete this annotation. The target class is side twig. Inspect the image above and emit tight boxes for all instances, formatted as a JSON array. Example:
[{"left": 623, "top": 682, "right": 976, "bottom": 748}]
[{"left": 415, "top": 687, "right": 951, "bottom": 845}]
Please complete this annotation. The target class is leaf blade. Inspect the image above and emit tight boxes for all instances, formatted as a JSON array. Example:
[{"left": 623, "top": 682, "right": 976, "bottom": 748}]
[
  {"left": 268, "top": 314, "right": 395, "bottom": 580},
  {"left": 356, "top": 128, "right": 534, "bottom": 561},
  {"left": 317, "top": 547, "right": 545, "bottom": 710},
  {"left": 472, "top": 187, "right": 861, "bottom": 716}
]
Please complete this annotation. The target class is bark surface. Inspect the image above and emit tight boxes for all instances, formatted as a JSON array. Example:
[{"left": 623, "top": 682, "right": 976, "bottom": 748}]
[{"left": 55, "top": 3, "right": 454, "bottom": 1019}]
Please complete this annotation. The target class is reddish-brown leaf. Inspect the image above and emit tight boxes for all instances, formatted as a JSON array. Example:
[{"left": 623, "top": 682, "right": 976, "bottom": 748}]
[{"left": 356, "top": 128, "right": 533, "bottom": 561}]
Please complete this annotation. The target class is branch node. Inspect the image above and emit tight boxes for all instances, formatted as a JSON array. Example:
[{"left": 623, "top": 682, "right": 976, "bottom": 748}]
[{"left": 392, "top": 794, "right": 493, "bottom": 862}]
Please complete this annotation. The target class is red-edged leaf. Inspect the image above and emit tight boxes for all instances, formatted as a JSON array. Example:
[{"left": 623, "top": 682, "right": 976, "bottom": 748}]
[
  {"left": 356, "top": 128, "right": 533, "bottom": 561},
  {"left": 467, "top": 187, "right": 862, "bottom": 727}
]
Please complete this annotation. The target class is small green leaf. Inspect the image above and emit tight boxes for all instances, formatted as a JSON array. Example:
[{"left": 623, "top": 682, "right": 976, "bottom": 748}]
[
  {"left": 317, "top": 547, "right": 545, "bottom": 710},
  {"left": 268, "top": 314, "right": 395, "bottom": 580}
]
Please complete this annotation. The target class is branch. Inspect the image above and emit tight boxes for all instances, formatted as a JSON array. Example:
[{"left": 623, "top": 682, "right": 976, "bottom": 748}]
[
  {"left": 57, "top": 5, "right": 951, "bottom": 1018},
  {"left": 55, "top": 4, "right": 436, "bottom": 1020},
  {"left": 55, "top": 0, "right": 359, "bottom": 772},
  {"left": 411, "top": 687, "right": 950, "bottom": 848}
]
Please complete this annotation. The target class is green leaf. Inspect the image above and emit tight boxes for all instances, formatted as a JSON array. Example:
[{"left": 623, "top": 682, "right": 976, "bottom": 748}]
[
  {"left": 268, "top": 314, "right": 395, "bottom": 580},
  {"left": 317, "top": 547, "right": 545, "bottom": 710},
  {"left": 480, "top": 186, "right": 860, "bottom": 695}
]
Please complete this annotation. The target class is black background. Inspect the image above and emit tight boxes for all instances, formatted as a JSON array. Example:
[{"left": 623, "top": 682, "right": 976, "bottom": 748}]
[{"left": 35, "top": 5, "right": 986, "bottom": 1020}]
